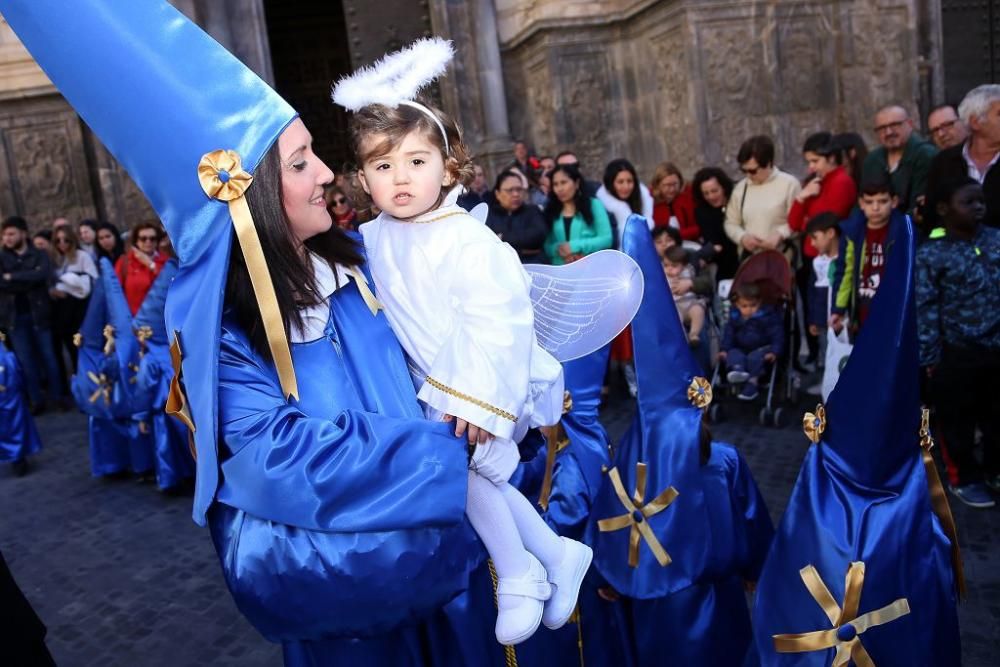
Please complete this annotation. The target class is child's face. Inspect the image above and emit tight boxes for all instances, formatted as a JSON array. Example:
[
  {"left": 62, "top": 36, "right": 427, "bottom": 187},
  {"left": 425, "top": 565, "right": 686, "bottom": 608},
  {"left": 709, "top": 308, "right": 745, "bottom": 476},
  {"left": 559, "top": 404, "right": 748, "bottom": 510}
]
[
  {"left": 944, "top": 183, "right": 987, "bottom": 232},
  {"left": 858, "top": 192, "right": 896, "bottom": 227},
  {"left": 734, "top": 297, "right": 760, "bottom": 319},
  {"left": 653, "top": 232, "right": 673, "bottom": 258},
  {"left": 809, "top": 228, "right": 838, "bottom": 255},
  {"left": 664, "top": 260, "right": 684, "bottom": 278},
  {"left": 358, "top": 130, "right": 452, "bottom": 220}
]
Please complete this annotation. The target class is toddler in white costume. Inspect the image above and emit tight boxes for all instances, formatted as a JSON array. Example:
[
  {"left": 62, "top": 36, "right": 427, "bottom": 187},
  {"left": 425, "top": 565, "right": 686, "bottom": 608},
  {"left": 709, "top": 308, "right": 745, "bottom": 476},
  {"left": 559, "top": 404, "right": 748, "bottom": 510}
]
[{"left": 334, "top": 39, "right": 593, "bottom": 645}]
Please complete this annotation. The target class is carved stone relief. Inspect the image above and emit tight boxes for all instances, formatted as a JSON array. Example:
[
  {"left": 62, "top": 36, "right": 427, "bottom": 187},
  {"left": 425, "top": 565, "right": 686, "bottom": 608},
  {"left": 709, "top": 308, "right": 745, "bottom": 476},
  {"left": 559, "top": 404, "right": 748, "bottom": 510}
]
[
  {"left": 644, "top": 26, "right": 697, "bottom": 175},
  {"left": 555, "top": 50, "right": 614, "bottom": 173}
]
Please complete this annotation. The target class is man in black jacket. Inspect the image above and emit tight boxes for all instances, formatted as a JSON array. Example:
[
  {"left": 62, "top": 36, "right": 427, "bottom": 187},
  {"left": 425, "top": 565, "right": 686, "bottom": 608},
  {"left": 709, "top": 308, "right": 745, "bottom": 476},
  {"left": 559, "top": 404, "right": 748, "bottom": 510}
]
[
  {"left": 926, "top": 85, "right": 1000, "bottom": 233},
  {"left": 1, "top": 216, "right": 65, "bottom": 412}
]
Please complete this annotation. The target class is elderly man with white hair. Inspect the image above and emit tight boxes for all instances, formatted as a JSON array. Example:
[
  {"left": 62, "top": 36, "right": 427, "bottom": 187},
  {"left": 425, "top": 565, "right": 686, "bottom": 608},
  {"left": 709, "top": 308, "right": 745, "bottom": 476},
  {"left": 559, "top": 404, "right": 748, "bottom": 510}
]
[{"left": 927, "top": 84, "right": 1000, "bottom": 230}]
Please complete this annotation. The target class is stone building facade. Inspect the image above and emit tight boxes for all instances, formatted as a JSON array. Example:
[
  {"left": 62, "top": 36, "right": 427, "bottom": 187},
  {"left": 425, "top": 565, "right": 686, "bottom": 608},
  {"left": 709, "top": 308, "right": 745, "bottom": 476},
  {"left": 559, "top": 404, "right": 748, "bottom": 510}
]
[{"left": 0, "top": 0, "right": 980, "bottom": 232}]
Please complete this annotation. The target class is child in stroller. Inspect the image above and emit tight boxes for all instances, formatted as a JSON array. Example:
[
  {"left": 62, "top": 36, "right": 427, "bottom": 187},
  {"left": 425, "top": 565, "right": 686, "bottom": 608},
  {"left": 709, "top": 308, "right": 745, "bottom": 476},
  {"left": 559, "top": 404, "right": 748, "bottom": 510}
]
[{"left": 718, "top": 282, "right": 784, "bottom": 401}]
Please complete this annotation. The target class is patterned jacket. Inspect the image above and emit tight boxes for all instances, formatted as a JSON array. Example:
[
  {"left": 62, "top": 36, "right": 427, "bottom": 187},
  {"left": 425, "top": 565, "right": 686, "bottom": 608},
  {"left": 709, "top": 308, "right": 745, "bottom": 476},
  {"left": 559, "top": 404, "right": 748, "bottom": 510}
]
[{"left": 915, "top": 225, "right": 1000, "bottom": 366}]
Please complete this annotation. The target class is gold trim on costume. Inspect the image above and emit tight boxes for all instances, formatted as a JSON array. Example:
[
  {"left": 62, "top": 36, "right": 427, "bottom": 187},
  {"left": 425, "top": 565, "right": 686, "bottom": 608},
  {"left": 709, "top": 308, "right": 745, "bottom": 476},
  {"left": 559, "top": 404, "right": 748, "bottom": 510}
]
[
  {"left": 165, "top": 332, "right": 196, "bottom": 437},
  {"left": 773, "top": 562, "right": 910, "bottom": 666},
  {"left": 409, "top": 210, "right": 467, "bottom": 225},
  {"left": 538, "top": 423, "right": 571, "bottom": 511},
  {"left": 199, "top": 148, "right": 298, "bottom": 400},
  {"left": 597, "top": 463, "right": 678, "bottom": 567},
  {"left": 803, "top": 404, "right": 826, "bottom": 444},
  {"left": 919, "top": 407, "right": 966, "bottom": 597},
  {"left": 687, "top": 376, "right": 712, "bottom": 408},
  {"left": 423, "top": 375, "right": 517, "bottom": 423},
  {"left": 487, "top": 559, "right": 520, "bottom": 667},
  {"left": 102, "top": 324, "right": 116, "bottom": 357},
  {"left": 347, "top": 266, "right": 383, "bottom": 316}
]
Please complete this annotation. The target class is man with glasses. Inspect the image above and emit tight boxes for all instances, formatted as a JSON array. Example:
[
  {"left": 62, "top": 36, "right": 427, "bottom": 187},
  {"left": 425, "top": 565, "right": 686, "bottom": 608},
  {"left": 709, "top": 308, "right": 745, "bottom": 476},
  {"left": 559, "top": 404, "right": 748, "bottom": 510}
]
[
  {"left": 927, "top": 104, "right": 968, "bottom": 151},
  {"left": 861, "top": 105, "right": 937, "bottom": 214},
  {"left": 0, "top": 216, "right": 66, "bottom": 414}
]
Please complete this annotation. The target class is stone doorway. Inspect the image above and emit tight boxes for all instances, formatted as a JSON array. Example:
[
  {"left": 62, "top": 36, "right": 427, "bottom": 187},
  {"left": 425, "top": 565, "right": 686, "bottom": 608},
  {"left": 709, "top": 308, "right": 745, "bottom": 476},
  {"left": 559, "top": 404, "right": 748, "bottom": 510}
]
[
  {"left": 263, "top": 0, "right": 355, "bottom": 170},
  {"left": 940, "top": 0, "right": 1000, "bottom": 103}
]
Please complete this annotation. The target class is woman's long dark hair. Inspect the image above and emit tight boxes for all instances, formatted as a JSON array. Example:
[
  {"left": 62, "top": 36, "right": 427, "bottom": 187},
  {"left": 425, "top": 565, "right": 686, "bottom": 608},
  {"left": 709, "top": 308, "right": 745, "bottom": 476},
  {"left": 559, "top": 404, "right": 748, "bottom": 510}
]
[
  {"left": 226, "top": 142, "right": 363, "bottom": 361},
  {"left": 602, "top": 158, "right": 642, "bottom": 214},
  {"left": 691, "top": 167, "right": 735, "bottom": 209},
  {"left": 544, "top": 163, "right": 594, "bottom": 226},
  {"left": 95, "top": 222, "right": 125, "bottom": 264}
]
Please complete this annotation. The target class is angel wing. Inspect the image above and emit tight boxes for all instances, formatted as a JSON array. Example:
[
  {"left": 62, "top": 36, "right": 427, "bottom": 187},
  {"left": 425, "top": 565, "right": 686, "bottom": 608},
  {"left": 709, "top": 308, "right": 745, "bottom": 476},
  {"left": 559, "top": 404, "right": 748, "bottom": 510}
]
[
  {"left": 525, "top": 249, "right": 643, "bottom": 362},
  {"left": 469, "top": 202, "right": 488, "bottom": 224}
]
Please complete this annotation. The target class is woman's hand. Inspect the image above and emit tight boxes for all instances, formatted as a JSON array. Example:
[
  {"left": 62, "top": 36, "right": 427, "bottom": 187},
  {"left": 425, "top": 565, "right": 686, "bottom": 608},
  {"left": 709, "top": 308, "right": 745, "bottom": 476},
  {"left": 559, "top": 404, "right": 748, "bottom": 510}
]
[
  {"left": 131, "top": 246, "right": 155, "bottom": 269},
  {"left": 670, "top": 278, "right": 693, "bottom": 296},
  {"left": 797, "top": 178, "right": 822, "bottom": 202},
  {"left": 740, "top": 235, "right": 762, "bottom": 252},
  {"left": 443, "top": 414, "right": 494, "bottom": 445},
  {"left": 49, "top": 288, "right": 66, "bottom": 299},
  {"left": 558, "top": 242, "right": 573, "bottom": 259}
]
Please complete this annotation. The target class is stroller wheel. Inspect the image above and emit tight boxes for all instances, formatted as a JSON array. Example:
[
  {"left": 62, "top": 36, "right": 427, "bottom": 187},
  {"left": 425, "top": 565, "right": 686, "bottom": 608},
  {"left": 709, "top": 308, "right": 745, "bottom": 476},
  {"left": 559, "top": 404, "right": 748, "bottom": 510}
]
[
  {"left": 758, "top": 407, "right": 773, "bottom": 427},
  {"left": 773, "top": 407, "right": 787, "bottom": 429},
  {"left": 709, "top": 403, "right": 722, "bottom": 423}
]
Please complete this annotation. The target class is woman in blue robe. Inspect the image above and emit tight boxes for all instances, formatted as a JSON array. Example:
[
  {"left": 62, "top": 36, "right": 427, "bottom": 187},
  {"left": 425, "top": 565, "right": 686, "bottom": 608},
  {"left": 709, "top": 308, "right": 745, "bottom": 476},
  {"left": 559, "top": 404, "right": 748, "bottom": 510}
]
[
  {"left": 1, "top": 3, "right": 483, "bottom": 664},
  {"left": 0, "top": 331, "right": 42, "bottom": 476}
]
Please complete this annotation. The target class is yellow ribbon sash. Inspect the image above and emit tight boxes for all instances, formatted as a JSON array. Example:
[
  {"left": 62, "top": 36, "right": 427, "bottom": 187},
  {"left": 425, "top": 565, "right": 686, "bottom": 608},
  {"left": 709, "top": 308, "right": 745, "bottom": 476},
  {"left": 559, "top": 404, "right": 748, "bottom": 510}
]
[
  {"left": 773, "top": 562, "right": 910, "bottom": 667},
  {"left": 165, "top": 332, "right": 196, "bottom": 434},
  {"left": 348, "top": 266, "right": 383, "bottom": 316},
  {"left": 198, "top": 149, "right": 298, "bottom": 400},
  {"left": 538, "top": 391, "right": 574, "bottom": 511},
  {"left": 597, "top": 463, "right": 678, "bottom": 567},
  {"left": 487, "top": 559, "right": 520, "bottom": 667},
  {"left": 919, "top": 407, "right": 966, "bottom": 597}
]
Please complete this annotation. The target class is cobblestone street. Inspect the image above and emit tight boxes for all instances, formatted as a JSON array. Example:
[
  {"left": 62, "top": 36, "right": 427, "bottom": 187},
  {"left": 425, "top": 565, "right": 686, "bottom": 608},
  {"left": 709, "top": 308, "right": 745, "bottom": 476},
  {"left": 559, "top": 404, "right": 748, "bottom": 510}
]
[{"left": 2, "top": 394, "right": 997, "bottom": 666}]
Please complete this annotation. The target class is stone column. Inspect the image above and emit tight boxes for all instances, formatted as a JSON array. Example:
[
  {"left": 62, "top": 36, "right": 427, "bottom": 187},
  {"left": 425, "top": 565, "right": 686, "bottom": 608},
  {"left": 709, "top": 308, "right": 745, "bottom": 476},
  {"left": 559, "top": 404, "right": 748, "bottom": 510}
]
[{"left": 471, "top": 0, "right": 514, "bottom": 176}]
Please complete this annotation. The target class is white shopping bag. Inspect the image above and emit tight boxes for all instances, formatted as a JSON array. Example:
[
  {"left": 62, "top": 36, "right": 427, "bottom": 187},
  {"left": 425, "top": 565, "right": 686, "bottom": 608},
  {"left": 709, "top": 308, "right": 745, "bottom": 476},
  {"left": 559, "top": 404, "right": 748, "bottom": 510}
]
[{"left": 821, "top": 324, "right": 852, "bottom": 401}]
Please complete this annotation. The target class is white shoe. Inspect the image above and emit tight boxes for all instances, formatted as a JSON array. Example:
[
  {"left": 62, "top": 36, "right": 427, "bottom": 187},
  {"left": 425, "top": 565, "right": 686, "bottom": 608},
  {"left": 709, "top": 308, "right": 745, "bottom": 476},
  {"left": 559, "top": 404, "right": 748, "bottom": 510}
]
[
  {"left": 727, "top": 370, "right": 750, "bottom": 384},
  {"left": 495, "top": 554, "right": 551, "bottom": 646},
  {"left": 542, "top": 538, "right": 593, "bottom": 630},
  {"left": 805, "top": 382, "right": 822, "bottom": 396}
]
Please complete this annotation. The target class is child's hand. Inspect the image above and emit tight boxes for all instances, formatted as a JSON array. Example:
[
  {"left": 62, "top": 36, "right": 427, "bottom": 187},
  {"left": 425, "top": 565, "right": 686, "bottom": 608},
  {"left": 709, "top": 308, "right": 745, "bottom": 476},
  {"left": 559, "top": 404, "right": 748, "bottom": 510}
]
[
  {"left": 764, "top": 352, "right": 776, "bottom": 363},
  {"left": 443, "top": 414, "right": 494, "bottom": 445},
  {"left": 829, "top": 313, "right": 843, "bottom": 332}
]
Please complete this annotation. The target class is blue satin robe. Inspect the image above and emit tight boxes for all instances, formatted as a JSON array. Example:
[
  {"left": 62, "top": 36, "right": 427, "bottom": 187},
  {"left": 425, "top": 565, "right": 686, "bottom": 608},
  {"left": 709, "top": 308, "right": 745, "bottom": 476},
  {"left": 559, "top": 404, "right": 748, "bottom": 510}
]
[
  {"left": 132, "top": 344, "right": 194, "bottom": 489},
  {"left": 70, "top": 347, "right": 141, "bottom": 476},
  {"left": 207, "top": 276, "right": 483, "bottom": 665},
  {"left": 0, "top": 344, "right": 41, "bottom": 463},
  {"left": 618, "top": 442, "right": 774, "bottom": 667}
]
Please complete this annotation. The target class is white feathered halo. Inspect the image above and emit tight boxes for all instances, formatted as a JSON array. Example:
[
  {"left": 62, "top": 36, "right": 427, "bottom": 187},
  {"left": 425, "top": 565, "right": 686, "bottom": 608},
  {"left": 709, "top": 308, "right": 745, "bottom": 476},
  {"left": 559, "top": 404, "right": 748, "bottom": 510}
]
[{"left": 332, "top": 37, "right": 454, "bottom": 111}]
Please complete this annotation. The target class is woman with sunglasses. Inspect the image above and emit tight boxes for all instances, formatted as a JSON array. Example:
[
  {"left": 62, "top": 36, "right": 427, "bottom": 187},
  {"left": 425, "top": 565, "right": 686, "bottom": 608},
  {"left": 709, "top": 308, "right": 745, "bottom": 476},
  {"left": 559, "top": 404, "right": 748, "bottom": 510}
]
[
  {"left": 325, "top": 185, "right": 358, "bottom": 231},
  {"left": 50, "top": 225, "right": 98, "bottom": 371},
  {"left": 723, "top": 135, "right": 801, "bottom": 257},
  {"left": 115, "top": 222, "right": 168, "bottom": 315}
]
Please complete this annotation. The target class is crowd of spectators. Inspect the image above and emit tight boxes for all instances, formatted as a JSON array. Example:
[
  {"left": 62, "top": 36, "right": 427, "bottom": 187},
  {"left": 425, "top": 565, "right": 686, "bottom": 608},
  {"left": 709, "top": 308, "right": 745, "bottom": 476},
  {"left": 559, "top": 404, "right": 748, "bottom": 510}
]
[{"left": 2, "top": 85, "right": 997, "bottom": 507}]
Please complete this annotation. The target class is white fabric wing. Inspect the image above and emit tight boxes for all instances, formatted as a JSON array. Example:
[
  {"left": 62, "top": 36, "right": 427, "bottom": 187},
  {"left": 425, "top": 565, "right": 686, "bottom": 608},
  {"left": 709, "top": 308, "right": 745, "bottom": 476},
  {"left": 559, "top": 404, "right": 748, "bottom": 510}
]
[{"left": 525, "top": 249, "right": 643, "bottom": 362}]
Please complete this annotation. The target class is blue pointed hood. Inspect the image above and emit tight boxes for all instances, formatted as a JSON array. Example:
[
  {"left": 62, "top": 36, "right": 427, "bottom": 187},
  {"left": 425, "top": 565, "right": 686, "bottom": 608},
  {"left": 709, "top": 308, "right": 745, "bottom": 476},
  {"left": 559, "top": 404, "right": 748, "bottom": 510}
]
[
  {"left": 0, "top": 0, "right": 297, "bottom": 523},
  {"left": 752, "top": 216, "right": 960, "bottom": 665},
  {"left": 586, "top": 215, "right": 711, "bottom": 599},
  {"left": 76, "top": 263, "right": 108, "bottom": 351},
  {"left": 100, "top": 257, "right": 136, "bottom": 372},
  {"left": 134, "top": 259, "right": 179, "bottom": 348}
]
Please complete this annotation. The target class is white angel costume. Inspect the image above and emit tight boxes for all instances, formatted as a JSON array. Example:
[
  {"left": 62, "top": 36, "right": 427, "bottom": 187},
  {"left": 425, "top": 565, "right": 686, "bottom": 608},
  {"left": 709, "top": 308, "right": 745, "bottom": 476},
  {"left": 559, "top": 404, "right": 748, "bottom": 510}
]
[{"left": 361, "top": 188, "right": 563, "bottom": 478}]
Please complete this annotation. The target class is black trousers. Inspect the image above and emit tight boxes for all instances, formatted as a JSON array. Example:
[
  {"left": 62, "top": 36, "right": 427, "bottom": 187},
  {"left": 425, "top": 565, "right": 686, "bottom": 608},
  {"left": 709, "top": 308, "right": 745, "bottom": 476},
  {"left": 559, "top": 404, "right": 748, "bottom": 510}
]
[
  {"left": 0, "top": 550, "right": 56, "bottom": 666},
  {"left": 932, "top": 343, "right": 1000, "bottom": 487}
]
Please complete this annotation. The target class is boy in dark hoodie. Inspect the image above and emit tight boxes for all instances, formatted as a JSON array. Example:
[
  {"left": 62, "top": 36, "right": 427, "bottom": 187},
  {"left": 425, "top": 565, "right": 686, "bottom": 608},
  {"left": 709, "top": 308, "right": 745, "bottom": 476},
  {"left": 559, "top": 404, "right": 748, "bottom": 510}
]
[{"left": 718, "top": 282, "right": 784, "bottom": 401}]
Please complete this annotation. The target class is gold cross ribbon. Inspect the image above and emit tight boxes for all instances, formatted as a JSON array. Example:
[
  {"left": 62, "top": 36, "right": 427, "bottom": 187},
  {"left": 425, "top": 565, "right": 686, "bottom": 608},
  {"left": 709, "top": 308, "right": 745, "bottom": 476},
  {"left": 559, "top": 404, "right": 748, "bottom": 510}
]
[
  {"left": 597, "top": 463, "right": 678, "bottom": 567},
  {"left": 773, "top": 562, "right": 910, "bottom": 666},
  {"left": 918, "top": 407, "right": 966, "bottom": 597},
  {"left": 135, "top": 325, "right": 154, "bottom": 357},
  {"left": 102, "top": 324, "right": 116, "bottom": 357},
  {"left": 199, "top": 149, "right": 298, "bottom": 400},
  {"left": 803, "top": 404, "right": 826, "bottom": 444},
  {"left": 348, "top": 266, "right": 383, "bottom": 316},
  {"left": 87, "top": 371, "right": 112, "bottom": 406}
]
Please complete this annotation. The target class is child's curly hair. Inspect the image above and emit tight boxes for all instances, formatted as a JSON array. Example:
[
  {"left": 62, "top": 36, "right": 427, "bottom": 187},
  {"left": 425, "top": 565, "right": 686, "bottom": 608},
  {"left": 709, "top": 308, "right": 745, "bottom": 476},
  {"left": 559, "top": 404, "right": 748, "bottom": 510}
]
[{"left": 348, "top": 99, "right": 473, "bottom": 211}]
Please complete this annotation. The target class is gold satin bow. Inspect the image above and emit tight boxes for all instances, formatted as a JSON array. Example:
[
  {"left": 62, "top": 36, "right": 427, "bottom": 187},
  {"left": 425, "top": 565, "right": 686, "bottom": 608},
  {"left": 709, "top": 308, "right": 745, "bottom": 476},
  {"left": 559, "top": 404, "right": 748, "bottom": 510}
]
[
  {"left": 87, "top": 371, "right": 113, "bottom": 406},
  {"left": 597, "top": 463, "right": 678, "bottom": 567},
  {"left": 102, "top": 325, "right": 116, "bottom": 356},
  {"left": 918, "top": 407, "right": 966, "bottom": 597},
  {"left": 73, "top": 332, "right": 83, "bottom": 348},
  {"left": 773, "top": 562, "right": 910, "bottom": 666},
  {"left": 199, "top": 149, "right": 298, "bottom": 400},
  {"left": 687, "top": 376, "right": 712, "bottom": 409},
  {"left": 165, "top": 332, "right": 196, "bottom": 439},
  {"left": 348, "top": 266, "right": 383, "bottom": 316},
  {"left": 803, "top": 404, "right": 826, "bottom": 444}
]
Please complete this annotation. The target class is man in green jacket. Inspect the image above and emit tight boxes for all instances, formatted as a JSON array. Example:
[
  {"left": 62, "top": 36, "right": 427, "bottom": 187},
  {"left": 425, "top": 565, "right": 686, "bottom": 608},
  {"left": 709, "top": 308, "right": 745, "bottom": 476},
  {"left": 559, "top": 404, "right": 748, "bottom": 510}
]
[{"left": 862, "top": 105, "right": 938, "bottom": 214}]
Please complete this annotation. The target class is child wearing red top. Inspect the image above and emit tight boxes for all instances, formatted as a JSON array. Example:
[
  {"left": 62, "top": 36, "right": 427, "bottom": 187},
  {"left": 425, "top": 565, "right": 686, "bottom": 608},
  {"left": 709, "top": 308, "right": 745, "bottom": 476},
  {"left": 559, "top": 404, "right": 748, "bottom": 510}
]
[{"left": 788, "top": 135, "right": 858, "bottom": 258}]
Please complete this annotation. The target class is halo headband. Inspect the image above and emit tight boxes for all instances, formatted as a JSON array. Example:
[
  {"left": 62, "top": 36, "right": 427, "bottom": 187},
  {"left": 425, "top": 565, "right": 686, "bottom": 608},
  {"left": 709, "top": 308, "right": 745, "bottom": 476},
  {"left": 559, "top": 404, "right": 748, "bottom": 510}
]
[
  {"left": 400, "top": 100, "right": 450, "bottom": 154},
  {"left": 332, "top": 37, "right": 454, "bottom": 154}
]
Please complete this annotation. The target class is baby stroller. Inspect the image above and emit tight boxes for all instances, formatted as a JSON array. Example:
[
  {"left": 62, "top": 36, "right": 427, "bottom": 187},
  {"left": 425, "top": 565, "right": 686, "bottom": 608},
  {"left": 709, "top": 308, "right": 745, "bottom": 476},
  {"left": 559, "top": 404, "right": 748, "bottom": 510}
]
[{"left": 707, "top": 249, "right": 799, "bottom": 428}]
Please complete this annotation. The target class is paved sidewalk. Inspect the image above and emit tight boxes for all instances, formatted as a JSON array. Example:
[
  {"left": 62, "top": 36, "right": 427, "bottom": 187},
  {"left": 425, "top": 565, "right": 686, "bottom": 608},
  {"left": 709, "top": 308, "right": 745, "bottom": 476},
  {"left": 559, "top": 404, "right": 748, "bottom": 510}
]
[{"left": 1, "top": 399, "right": 996, "bottom": 665}]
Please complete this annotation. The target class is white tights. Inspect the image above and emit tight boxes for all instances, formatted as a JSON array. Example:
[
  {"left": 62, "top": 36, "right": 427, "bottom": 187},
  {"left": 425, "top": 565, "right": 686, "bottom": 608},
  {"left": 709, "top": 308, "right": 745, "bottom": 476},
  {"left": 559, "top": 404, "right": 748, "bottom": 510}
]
[{"left": 465, "top": 470, "right": 567, "bottom": 609}]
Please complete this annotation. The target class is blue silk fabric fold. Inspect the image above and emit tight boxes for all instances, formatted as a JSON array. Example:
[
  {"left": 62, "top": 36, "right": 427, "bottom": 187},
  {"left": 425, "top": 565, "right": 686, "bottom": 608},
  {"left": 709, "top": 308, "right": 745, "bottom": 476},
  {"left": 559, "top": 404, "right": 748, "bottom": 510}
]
[
  {"left": 208, "top": 274, "right": 480, "bottom": 646},
  {"left": 751, "top": 216, "right": 960, "bottom": 666},
  {"left": 0, "top": 344, "right": 41, "bottom": 463}
]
